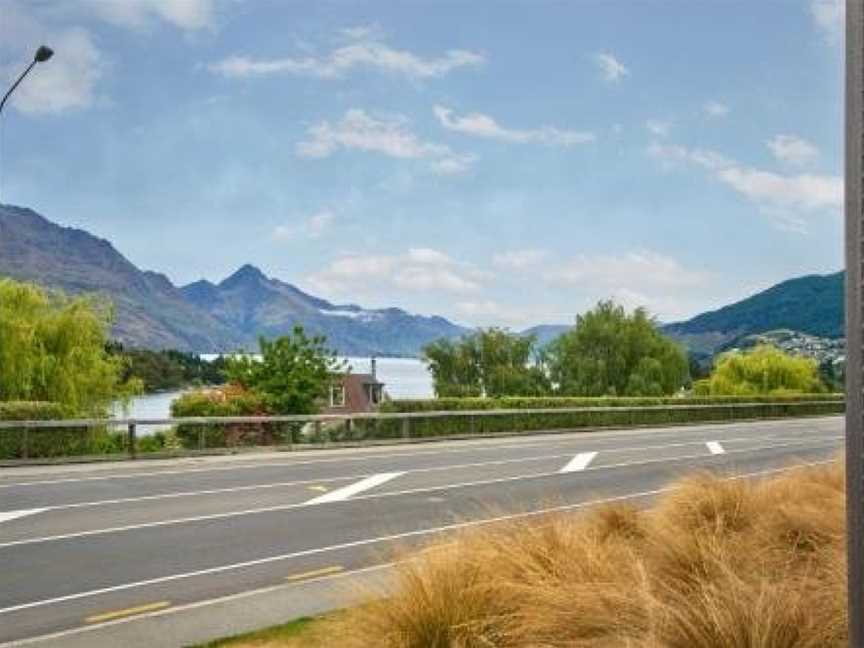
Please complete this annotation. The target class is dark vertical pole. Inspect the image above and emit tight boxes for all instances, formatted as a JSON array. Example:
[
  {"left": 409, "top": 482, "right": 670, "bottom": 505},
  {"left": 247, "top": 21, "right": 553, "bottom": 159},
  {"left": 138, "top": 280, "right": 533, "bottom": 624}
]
[
  {"left": 846, "top": 3, "right": 864, "bottom": 644},
  {"left": 127, "top": 422, "right": 137, "bottom": 460}
]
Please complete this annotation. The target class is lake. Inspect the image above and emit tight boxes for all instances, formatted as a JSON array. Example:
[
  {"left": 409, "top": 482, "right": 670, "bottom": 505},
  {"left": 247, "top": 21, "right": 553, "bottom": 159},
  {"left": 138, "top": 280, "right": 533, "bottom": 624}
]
[{"left": 114, "top": 356, "right": 434, "bottom": 427}]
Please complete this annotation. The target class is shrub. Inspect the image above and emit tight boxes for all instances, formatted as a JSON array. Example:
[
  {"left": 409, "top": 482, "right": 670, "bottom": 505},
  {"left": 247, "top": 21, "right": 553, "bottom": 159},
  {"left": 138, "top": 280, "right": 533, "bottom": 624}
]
[
  {"left": 334, "top": 462, "right": 847, "bottom": 647},
  {"left": 0, "top": 400, "right": 122, "bottom": 460},
  {"left": 696, "top": 344, "right": 827, "bottom": 396},
  {"left": 170, "top": 386, "right": 289, "bottom": 448}
]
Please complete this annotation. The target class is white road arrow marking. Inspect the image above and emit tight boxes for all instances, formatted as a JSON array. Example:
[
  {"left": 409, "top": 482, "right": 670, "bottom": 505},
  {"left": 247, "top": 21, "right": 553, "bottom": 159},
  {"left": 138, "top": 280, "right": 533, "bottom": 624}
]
[
  {"left": 706, "top": 441, "right": 725, "bottom": 455},
  {"left": 0, "top": 508, "right": 47, "bottom": 524},
  {"left": 305, "top": 472, "right": 405, "bottom": 505},
  {"left": 560, "top": 452, "right": 598, "bottom": 473}
]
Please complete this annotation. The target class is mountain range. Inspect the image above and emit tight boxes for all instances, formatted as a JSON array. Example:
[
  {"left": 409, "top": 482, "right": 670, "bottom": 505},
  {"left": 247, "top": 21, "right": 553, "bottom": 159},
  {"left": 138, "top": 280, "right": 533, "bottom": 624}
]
[
  {"left": 0, "top": 203, "right": 845, "bottom": 357},
  {"left": 0, "top": 204, "right": 467, "bottom": 355}
]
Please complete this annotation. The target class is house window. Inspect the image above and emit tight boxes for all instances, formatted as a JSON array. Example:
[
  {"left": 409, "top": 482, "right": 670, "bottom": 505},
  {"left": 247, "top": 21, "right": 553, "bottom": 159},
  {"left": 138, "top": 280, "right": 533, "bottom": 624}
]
[
  {"left": 330, "top": 384, "right": 345, "bottom": 407},
  {"left": 370, "top": 385, "right": 381, "bottom": 404}
]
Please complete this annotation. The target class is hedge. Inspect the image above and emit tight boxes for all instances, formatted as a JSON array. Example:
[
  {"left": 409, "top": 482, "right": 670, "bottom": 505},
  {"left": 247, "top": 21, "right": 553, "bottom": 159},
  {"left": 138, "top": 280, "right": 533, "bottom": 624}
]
[
  {"left": 170, "top": 389, "right": 296, "bottom": 449},
  {"left": 380, "top": 394, "right": 844, "bottom": 413},
  {"left": 368, "top": 395, "right": 845, "bottom": 441},
  {"left": 0, "top": 401, "right": 124, "bottom": 460}
]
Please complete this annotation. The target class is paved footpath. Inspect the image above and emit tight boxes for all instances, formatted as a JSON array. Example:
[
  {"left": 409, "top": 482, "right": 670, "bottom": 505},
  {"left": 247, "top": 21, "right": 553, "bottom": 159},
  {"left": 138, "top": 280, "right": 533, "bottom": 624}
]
[{"left": 0, "top": 416, "right": 843, "bottom": 647}]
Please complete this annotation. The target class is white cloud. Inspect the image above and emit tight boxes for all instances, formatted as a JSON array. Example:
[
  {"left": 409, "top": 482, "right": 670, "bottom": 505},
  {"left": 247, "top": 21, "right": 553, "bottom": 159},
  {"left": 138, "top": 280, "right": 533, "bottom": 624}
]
[
  {"left": 594, "top": 52, "right": 628, "bottom": 82},
  {"left": 647, "top": 142, "right": 842, "bottom": 230},
  {"left": 434, "top": 106, "right": 595, "bottom": 146},
  {"left": 715, "top": 167, "right": 841, "bottom": 211},
  {"left": 646, "top": 143, "right": 734, "bottom": 170},
  {"left": 296, "top": 109, "right": 475, "bottom": 174},
  {"left": 81, "top": 0, "right": 216, "bottom": 31},
  {"left": 208, "top": 28, "right": 484, "bottom": 80},
  {"left": 493, "top": 249, "right": 549, "bottom": 270},
  {"left": 810, "top": 0, "right": 844, "bottom": 41},
  {"left": 704, "top": 100, "right": 730, "bottom": 117},
  {"left": 645, "top": 119, "right": 671, "bottom": 137},
  {"left": 308, "top": 248, "right": 488, "bottom": 297},
  {"left": 542, "top": 250, "right": 713, "bottom": 321},
  {"left": 766, "top": 134, "right": 820, "bottom": 165},
  {"left": 545, "top": 250, "right": 709, "bottom": 291},
  {"left": 272, "top": 210, "right": 335, "bottom": 241},
  {"left": 456, "top": 300, "right": 531, "bottom": 326}
]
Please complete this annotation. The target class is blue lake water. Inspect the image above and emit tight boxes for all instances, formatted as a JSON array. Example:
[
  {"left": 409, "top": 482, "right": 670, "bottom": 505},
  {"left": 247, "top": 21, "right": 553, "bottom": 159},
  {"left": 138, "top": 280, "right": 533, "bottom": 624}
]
[{"left": 115, "top": 356, "right": 434, "bottom": 426}]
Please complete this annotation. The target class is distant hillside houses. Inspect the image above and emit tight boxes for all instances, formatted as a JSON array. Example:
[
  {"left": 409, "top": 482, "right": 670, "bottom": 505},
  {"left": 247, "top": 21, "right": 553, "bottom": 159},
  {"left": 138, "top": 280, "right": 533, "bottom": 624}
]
[{"left": 723, "top": 329, "right": 845, "bottom": 367}]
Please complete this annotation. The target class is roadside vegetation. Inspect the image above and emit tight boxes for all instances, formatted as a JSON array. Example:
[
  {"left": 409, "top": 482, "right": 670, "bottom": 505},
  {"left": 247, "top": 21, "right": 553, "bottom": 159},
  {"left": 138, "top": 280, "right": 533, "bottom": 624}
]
[
  {"left": 0, "top": 278, "right": 141, "bottom": 415},
  {"left": 110, "top": 344, "right": 228, "bottom": 393},
  {"left": 694, "top": 343, "right": 826, "bottom": 396},
  {"left": 0, "top": 282, "right": 842, "bottom": 460},
  {"left": 319, "top": 461, "right": 846, "bottom": 647},
  {"left": 424, "top": 300, "right": 836, "bottom": 402},
  {"left": 0, "top": 279, "right": 143, "bottom": 459},
  {"left": 193, "top": 616, "right": 333, "bottom": 647}
]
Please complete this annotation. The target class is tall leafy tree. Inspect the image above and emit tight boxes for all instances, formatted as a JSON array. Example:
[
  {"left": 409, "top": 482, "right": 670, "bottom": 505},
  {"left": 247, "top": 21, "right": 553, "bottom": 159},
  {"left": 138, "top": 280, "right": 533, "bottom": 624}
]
[
  {"left": 546, "top": 300, "right": 689, "bottom": 396},
  {"left": 694, "top": 344, "right": 826, "bottom": 395},
  {"left": 0, "top": 279, "right": 140, "bottom": 415},
  {"left": 226, "top": 326, "right": 345, "bottom": 414},
  {"left": 423, "top": 328, "right": 549, "bottom": 397}
]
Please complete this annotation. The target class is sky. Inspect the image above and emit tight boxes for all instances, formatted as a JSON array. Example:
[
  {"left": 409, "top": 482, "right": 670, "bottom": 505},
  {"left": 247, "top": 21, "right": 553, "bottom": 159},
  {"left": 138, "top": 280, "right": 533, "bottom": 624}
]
[{"left": 0, "top": 0, "right": 845, "bottom": 329}]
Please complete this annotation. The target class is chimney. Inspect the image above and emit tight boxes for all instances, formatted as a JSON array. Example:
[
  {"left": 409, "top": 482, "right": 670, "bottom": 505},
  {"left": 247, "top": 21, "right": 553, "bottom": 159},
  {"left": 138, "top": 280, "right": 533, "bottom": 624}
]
[{"left": 371, "top": 355, "right": 377, "bottom": 380}]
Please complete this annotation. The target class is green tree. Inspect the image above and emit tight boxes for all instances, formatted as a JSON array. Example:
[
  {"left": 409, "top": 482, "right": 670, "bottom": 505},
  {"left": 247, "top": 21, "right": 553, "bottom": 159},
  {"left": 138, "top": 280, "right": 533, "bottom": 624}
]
[
  {"left": 225, "top": 326, "right": 344, "bottom": 414},
  {"left": 423, "top": 328, "right": 549, "bottom": 398},
  {"left": 694, "top": 344, "right": 826, "bottom": 395},
  {"left": 546, "top": 300, "right": 689, "bottom": 397},
  {"left": 422, "top": 337, "right": 482, "bottom": 397},
  {"left": 0, "top": 279, "right": 141, "bottom": 415}
]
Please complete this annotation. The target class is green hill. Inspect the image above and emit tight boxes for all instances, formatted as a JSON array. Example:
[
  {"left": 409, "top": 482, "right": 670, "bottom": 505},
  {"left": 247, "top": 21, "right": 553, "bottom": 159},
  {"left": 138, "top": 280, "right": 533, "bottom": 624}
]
[{"left": 663, "top": 272, "right": 843, "bottom": 353}]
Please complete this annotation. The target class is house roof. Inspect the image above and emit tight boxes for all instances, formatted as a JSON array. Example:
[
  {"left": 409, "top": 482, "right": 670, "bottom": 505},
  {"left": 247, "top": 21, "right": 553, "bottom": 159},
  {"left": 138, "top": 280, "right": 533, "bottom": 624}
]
[{"left": 342, "top": 372, "right": 384, "bottom": 386}]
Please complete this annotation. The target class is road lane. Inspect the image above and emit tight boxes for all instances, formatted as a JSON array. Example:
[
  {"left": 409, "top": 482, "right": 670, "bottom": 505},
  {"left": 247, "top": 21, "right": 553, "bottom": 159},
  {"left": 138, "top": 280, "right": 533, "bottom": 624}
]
[{"left": 0, "top": 416, "right": 844, "bottom": 645}]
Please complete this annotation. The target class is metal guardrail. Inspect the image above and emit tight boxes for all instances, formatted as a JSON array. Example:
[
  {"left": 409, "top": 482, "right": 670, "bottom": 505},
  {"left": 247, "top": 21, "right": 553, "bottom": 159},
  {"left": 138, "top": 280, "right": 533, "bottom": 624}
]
[
  {"left": 0, "top": 400, "right": 846, "bottom": 429},
  {"left": 0, "top": 400, "right": 845, "bottom": 463}
]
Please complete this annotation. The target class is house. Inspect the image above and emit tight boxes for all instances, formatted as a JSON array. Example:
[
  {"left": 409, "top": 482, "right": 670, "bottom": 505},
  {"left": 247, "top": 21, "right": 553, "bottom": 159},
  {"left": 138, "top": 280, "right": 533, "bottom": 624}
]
[{"left": 324, "top": 357, "right": 386, "bottom": 414}]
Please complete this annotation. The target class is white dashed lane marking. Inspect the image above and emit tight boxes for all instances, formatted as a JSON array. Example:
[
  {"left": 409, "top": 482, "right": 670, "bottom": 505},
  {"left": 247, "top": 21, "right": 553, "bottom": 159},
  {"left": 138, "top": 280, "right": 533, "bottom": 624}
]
[
  {"left": 559, "top": 452, "right": 598, "bottom": 473},
  {"left": 706, "top": 441, "right": 725, "bottom": 455},
  {"left": 304, "top": 473, "right": 405, "bottom": 505},
  {"left": 0, "top": 508, "right": 47, "bottom": 524}
]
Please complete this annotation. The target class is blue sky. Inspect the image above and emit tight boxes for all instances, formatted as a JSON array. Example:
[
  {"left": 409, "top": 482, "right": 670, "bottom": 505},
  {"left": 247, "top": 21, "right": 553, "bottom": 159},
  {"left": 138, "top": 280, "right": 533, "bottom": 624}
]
[{"left": 0, "top": 0, "right": 844, "bottom": 328}]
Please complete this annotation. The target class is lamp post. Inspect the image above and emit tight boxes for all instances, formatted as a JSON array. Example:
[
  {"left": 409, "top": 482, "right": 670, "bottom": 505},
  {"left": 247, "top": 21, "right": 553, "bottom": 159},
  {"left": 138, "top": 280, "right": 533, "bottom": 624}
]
[
  {"left": 847, "top": 1, "right": 864, "bottom": 645},
  {"left": 0, "top": 45, "right": 54, "bottom": 203}
]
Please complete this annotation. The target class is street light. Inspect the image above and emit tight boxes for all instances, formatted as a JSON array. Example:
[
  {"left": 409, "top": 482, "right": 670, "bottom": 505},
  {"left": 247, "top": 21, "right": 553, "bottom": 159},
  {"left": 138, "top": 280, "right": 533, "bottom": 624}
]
[
  {"left": 0, "top": 45, "right": 53, "bottom": 203},
  {"left": 0, "top": 45, "right": 54, "bottom": 115}
]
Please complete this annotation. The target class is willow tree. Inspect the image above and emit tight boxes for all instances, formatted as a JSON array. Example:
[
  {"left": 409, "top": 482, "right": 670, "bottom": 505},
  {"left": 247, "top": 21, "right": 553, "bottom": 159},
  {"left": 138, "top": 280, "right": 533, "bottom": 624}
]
[
  {"left": 0, "top": 279, "right": 139, "bottom": 415},
  {"left": 694, "top": 344, "right": 826, "bottom": 395},
  {"left": 546, "top": 300, "right": 689, "bottom": 397}
]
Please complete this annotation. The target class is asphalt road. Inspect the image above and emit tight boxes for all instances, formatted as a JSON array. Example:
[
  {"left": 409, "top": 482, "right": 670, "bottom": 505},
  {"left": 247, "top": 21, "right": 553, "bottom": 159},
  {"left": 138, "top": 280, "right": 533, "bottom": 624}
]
[{"left": 0, "top": 416, "right": 844, "bottom": 646}]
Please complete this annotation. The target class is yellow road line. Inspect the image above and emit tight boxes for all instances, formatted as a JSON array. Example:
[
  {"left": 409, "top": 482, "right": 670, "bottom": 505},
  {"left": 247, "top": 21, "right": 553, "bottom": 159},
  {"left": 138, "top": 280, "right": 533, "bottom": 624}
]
[
  {"left": 307, "top": 485, "right": 328, "bottom": 492},
  {"left": 85, "top": 601, "right": 170, "bottom": 624},
  {"left": 285, "top": 565, "right": 344, "bottom": 582}
]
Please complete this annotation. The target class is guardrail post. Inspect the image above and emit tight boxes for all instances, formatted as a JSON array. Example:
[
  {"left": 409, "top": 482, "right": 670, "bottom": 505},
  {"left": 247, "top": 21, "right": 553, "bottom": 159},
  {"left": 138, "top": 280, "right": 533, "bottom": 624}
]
[
  {"left": 198, "top": 426, "right": 205, "bottom": 452},
  {"left": 22, "top": 428, "right": 29, "bottom": 460},
  {"left": 315, "top": 421, "right": 323, "bottom": 445},
  {"left": 345, "top": 417, "right": 352, "bottom": 440},
  {"left": 470, "top": 414, "right": 475, "bottom": 436},
  {"left": 402, "top": 417, "right": 410, "bottom": 440},
  {"left": 128, "top": 422, "right": 137, "bottom": 460}
]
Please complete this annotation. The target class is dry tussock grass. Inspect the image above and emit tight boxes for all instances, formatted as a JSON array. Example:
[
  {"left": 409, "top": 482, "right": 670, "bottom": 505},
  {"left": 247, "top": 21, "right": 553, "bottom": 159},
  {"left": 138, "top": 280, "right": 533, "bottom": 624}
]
[{"left": 332, "top": 461, "right": 848, "bottom": 648}]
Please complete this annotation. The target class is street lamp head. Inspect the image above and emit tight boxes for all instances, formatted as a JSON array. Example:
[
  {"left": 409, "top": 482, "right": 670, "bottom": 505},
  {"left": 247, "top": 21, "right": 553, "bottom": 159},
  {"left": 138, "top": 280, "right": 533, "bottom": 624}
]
[{"left": 34, "top": 46, "right": 53, "bottom": 63}]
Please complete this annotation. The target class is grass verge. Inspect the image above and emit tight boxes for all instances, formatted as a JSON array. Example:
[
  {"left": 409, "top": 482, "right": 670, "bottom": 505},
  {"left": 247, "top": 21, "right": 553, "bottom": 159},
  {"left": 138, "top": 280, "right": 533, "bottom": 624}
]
[{"left": 189, "top": 615, "right": 330, "bottom": 647}]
